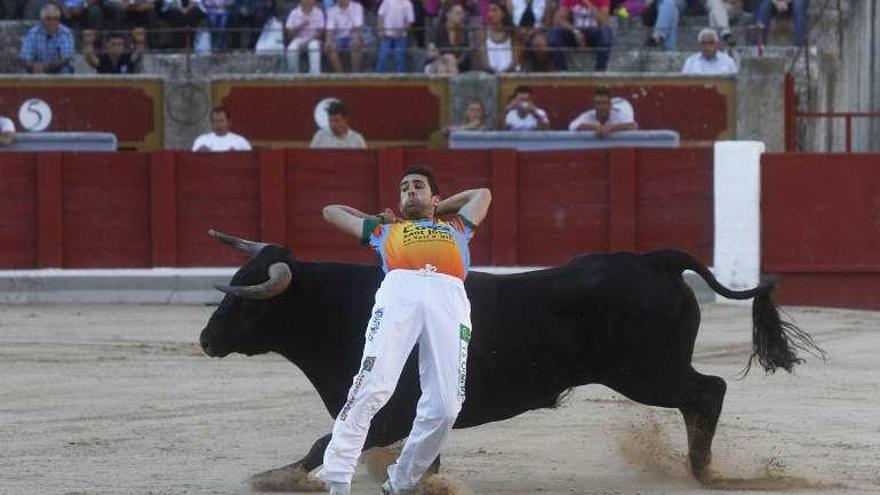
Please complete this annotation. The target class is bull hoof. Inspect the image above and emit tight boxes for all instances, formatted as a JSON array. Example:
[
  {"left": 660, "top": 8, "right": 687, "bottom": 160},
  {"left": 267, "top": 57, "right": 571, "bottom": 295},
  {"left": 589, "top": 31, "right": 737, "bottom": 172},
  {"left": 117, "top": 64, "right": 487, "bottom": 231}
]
[{"left": 247, "top": 464, "right": 326, "bottom": 492}]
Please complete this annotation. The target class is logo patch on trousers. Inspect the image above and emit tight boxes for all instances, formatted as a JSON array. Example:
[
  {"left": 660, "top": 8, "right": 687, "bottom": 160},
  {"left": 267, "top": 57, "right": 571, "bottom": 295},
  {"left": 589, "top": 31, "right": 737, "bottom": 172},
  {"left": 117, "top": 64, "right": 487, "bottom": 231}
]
[
  {"left": 367, "top": 307, "right": 384, "bottom": 342},
  {"left": 339, "top": 355, "right": 377, "bottom": 421},
  {"left": 458, "top": 324, "right": 471, "bottom": 399}
]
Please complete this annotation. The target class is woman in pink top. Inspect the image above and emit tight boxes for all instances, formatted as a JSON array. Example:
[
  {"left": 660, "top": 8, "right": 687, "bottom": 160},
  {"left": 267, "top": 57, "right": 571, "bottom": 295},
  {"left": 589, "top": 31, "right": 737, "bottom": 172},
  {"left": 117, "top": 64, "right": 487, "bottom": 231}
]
[{"left": 375, "top": 0, "right": 414, "bottom": 72}]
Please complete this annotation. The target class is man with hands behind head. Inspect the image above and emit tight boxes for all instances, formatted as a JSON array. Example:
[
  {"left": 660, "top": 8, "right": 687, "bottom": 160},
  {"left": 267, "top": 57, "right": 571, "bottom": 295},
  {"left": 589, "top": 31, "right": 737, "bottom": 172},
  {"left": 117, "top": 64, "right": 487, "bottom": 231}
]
[{"left": 318, "top": 166, "right": 491, "bottom": 495}]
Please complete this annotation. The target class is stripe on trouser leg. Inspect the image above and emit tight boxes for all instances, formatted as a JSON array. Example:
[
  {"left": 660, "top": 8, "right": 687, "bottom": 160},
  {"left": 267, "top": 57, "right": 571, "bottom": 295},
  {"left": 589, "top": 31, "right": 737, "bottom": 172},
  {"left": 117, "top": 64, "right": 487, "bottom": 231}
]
[
  {"left": 339, "top": 356, "right": 376, "bottom": 422},
  {"left": 458, "top": 323, "right": 471, "bottom": 400}
]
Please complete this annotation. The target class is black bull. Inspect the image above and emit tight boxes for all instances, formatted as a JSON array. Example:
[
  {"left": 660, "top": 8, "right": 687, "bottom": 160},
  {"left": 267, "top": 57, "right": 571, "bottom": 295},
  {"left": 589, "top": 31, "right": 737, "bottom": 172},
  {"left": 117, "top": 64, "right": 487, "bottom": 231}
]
[{"left": 199, "top": 231, "right": 822, "bottom": 488}]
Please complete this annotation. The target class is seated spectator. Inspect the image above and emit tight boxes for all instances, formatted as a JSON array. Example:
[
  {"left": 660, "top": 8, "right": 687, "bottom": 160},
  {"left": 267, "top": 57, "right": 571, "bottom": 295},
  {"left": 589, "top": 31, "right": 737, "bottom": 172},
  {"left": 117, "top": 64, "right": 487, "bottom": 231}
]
[
  {"left": 682, "top": 28, "right": 737, "bottom": 74},
  {"left": 104, "top": 0, "right": 158, "bottom": 38},
  {"left": 375, "top": 0, "right": 415, "bottom": 73},
  {"left": 522, "top": 29, "right": 555, "bottom": 71},
  {"left": 82, "top": 28, "right": 146, "bottom": 73},
  {"left": 192, "top": 106, "right": 252, "bottom": 151},
  {"left": 202, "top": 0, "right": 234, "bottom": 50},
  {"left": 310, "top": 100, "right": 367, "bottom": 148},
  {"left": 443, "top": 99, "right": 490, "bottom": 135},
  {"left": 706, "top": 0, "right": 743, "bottom": 45},
  {"left": 477, "top": 0, "right": 521, "bottom": 73},
  {"left": 503, "top": 85, "right": 549, "bottom": 130},
  {"left": 645, "top": 0, "right": 681, "bottom": 49},
  {"left": 0, "top": 115, "right": 14, "bottom": 145},
  {"left": 52, "top": 0, "right": 103, "bottom": 30},
  {"left": 162, "top": 0, "right": 207, "bottom": 49},
  {"left": 510, "top": 0, "right": 550, "bottom": 30},
  {"left": 648, "top": 0, "right": 741, "bottom": 49},
  {"left": 755, "top": 0, "right": 807, "bottom": 46},
  {"left": 325, "top": 0, "right": 364, "bottom": 72},
  {"left": 547, "top": 0, "right": 612, "bottom": 71},
  {"left": 20, "top": 4, "right": 75, "bottom": 74},
  {"left": 424, "top": 4, "right": 471, "bottom": 74},
  {"left": 228, "top": 0, "right": 277, "bottom": 49},
  {"left": 285, "top": 0, "right": 325, "bottom": 73},
  {"left": 568, "top": 86, "right": 638, "bottom": 138}
]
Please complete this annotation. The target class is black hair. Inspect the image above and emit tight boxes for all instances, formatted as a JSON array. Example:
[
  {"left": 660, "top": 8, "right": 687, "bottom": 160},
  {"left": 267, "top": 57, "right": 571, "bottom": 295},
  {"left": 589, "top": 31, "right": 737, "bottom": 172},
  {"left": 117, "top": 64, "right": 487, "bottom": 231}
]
[
  {"left": 401, "top": 165, "right": 439, "bottom": 196},
  {"left": 593, "top": 86, "right": 613, "bottom": 99},
  {"left": 211, "top": 106, "right": 231, "bottom": 118},
  {"left": 326, "top": 100, "right": 348, "bottom": 117},
  {"left": 512, "top": 85, "right": 532, "bottom": 96}
]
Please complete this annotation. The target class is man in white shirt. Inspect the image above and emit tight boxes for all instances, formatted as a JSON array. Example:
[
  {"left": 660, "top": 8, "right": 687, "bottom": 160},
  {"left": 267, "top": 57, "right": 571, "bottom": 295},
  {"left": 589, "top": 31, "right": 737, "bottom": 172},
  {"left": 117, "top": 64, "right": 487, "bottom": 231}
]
[
  {"left": 325, "top": 0, "right": 364, "bottom": 72},
  {"left": 310, "top": 100, "right": 367, "bottom": 149},
  {"left": 192, "top": 106, "right": 252, "bottom": 152},
  {"left": 0, "top": 115, "right": 15, "bottom": 146},
  {"left": 285, "top": 0, "right": 325, "bottom": 74},
  {"left": 503, "top": 86, "right": 550, "bottom": 131},
  {"left": 682, "top": 28, "right": 738, "bottom": 75},
  {"left": 568, "top": 86, "right": 638, "bottom": 138}
]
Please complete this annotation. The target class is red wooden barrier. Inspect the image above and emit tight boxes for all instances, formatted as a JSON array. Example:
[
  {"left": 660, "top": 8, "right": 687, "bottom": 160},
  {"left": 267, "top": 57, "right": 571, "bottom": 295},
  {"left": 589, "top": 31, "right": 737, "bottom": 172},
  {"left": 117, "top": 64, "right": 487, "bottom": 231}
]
[
  {"left": 762, "top": 153, "right": 880, "bottom": 309},
  {"left": 0, "top": 149, "right": 714, "bottom": 270}
]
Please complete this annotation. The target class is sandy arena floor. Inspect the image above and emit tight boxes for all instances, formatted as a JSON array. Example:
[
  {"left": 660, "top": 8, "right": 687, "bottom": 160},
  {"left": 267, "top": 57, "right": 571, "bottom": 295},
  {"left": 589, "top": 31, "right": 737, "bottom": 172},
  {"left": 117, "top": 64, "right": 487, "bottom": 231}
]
[{"left": 1, "top": 303, "right": 878, "bottom": 495}]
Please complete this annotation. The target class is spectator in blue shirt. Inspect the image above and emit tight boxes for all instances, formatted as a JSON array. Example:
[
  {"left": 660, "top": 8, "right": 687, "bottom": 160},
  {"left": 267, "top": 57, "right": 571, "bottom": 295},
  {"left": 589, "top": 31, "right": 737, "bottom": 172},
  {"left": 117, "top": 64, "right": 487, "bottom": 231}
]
[{"left": 20, "top": 4, "right": 76, "bottom": 74}]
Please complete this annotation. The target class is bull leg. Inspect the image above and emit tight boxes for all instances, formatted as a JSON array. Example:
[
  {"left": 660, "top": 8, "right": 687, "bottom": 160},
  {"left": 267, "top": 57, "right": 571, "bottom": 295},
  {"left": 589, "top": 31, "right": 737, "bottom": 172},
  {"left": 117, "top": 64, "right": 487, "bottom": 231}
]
[
  {"left": 602, "top": 368, "right": 726, "bottom": 484},
  {"left": 248, "top": 433, "right": 331, "bottom": 492},
  {"left": 679, "top": 372, "right": 726, "bottom": 483}
]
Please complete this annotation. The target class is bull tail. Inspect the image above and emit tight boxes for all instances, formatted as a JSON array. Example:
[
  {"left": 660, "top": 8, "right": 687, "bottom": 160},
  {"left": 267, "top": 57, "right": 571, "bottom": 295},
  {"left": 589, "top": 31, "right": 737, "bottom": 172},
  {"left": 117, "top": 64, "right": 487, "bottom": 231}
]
[{"left": 646, "top": 250, "right": 826, "bottom": 375}]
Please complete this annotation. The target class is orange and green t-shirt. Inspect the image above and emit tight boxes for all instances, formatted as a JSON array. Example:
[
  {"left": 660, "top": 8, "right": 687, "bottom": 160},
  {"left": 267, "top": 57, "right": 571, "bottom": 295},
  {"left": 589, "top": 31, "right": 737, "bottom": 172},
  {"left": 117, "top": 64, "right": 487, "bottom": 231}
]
[{"left": 360, "top": 215, "right": 476, "bottom": 281}]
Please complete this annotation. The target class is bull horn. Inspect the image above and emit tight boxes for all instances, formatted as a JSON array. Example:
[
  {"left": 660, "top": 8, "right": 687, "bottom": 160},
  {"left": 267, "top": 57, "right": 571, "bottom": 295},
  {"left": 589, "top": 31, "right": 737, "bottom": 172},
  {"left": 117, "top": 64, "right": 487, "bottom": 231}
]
[
  {"left": 208, "top": 229, "right": 269, "bottom": 257},
  {"left": 214, "top": 262, "right": 292, "bottom": 300}
]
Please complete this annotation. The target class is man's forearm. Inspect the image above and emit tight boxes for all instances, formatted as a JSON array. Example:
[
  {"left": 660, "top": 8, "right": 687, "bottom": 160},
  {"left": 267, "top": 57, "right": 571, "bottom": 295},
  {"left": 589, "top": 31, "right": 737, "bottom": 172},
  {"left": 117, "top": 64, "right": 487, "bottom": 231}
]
[
  {"left": 0, "top": 132, "right": 13, "bottom": 145},
  {"left": 435, "top": 189, "right": 482, "bottom": 216}
]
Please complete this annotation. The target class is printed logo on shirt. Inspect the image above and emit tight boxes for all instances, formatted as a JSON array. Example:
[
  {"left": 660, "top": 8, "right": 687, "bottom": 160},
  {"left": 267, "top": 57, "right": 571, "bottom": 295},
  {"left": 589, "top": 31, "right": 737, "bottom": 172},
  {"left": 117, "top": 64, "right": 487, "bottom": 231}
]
[
  {"left": 401, "top": 223, "right": 455, "bottom": 247},
  {"left": 367, "top": 307, "right": 384, "bottom": 342},
  {"left": 339, "top": 355, "right": 377, "bottom": 421},
  {"left": 458, "top": 324, "right": 471, "bottom": 399}
]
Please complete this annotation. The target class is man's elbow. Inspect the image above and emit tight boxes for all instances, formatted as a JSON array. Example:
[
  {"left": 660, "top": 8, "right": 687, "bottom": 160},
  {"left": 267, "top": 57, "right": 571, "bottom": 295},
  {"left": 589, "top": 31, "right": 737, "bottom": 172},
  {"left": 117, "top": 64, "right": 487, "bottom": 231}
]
[
  {"left": 322, "top": 205, "right": 338, "bottom": 223},
  {"left": 478, "top": 188, "right": 492, "bottom": 204}
]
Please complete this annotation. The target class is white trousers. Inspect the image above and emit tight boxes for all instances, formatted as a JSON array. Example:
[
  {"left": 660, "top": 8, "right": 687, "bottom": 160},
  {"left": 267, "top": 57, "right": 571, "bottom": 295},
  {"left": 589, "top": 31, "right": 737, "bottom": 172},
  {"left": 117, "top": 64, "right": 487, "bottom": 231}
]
[
  {"left": 286, "top": 37, "right": 322, "bottom": 73},
  {"left": 316, "top": 269, "right": 472, "bottom": 490}
]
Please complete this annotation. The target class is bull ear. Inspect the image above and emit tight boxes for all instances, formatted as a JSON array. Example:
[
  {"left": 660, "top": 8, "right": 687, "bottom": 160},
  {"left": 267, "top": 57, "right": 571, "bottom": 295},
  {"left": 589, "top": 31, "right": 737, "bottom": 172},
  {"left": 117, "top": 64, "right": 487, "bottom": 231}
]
[
  {"left": 215, "top": 262, "right": 292, "bottom": 300},
  {"left": 209, "top": 229, "right": 269, "bottom": 258}
]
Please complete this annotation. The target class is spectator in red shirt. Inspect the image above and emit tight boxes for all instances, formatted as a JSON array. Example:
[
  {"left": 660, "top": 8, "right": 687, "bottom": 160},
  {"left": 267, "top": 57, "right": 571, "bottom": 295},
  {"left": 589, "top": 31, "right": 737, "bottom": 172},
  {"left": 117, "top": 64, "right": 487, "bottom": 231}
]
[{"left": 546, "top": 0, "right": 612, "bottom": 71}]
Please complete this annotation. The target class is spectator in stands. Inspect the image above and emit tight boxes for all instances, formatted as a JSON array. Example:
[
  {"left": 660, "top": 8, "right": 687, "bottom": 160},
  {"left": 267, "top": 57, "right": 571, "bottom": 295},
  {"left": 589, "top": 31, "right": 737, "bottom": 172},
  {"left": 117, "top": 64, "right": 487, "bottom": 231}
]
[
  {"left": 285, "top": 0, "right": 325, "bottom": 73},
  {"left": 647, "top": 0, "right": 741, "bottom": 49},
  {"left": 424, "top": 3, "right": 471, "bottom": 74},
  {"left": 477, "top": 0, "right": 521, "bottom": 73},
  {"left": 310, "top": 100, "right": 368, "bottom": 148},
  {"left": 82, "top": 28, "right": 146, "bottom": 73},
  {"left": 510, "top": 0, "right": 550, "bottom": 30},
  {"left": 375, "top": 0, "right": 415, "bottom": 72},
  {"left": 682, "top": 28, "right": 737, "bottom": 74},
  {"left": 20, "top": 4, "right": 75, "bottom": 74},
  {"left": 568, "top": 86, "right": 638, "bottom": 137},
  {"left": 645, "top": 0, "right": 682, "bottom": 49},
  {"left": 755, "top": 0, "right": 808, "bottom": 46},
  {"left": 522, "top": 30, "right": 555, "bottom": 71},
  {"left": 162, "top": 0, "right": 208, "bottom": 49},
  {"left": 193, "top": 106, "right": 253, "bottom": 151},
  {"left": 503, "top": 85, "right": 549, "bottom": 130},
  {"left": 229, "top": 0, "right": 277, "bottom": 49},
  {"left": 325, "top": 0, "right": 365, "bottom": 72},
  {"left": 546, "top": 0, "right": 612, "bottom": 71},
  {"left": 52, "top": 0, "right": 103, "bottom": 30},
  {"left": 443, "top": 99, "right": 490, "bottom": 135},
  {"left": 706, "top": 0, "right": 742, "bottom": 45},
  {"left": 202, "top": 0, "right": 234, "bottom": 50},
  {"left": 0, "top": 115, "right": 14, "bottom": 146},
  {"left": 104, "top": 0, "right": 158, "bottom": 38}
]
